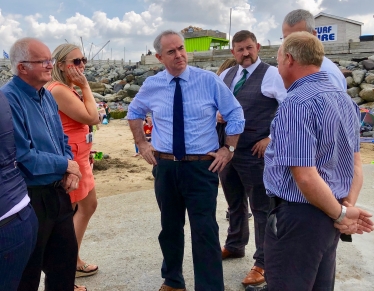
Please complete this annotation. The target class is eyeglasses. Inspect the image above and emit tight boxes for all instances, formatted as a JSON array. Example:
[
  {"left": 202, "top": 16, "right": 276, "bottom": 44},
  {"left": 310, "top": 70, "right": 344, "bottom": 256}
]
[
  {"left": 65, "top": 57, "right": 88, "bottom": 66},
  {"left": 20, "top": 59, "right": 56, "bottom": 67}
]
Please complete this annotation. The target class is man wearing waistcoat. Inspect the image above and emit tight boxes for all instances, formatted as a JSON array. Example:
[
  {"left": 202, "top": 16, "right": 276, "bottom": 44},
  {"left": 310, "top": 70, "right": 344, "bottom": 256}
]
[{"left": 217, "top": 30, "right": 287, "bottom": 287}]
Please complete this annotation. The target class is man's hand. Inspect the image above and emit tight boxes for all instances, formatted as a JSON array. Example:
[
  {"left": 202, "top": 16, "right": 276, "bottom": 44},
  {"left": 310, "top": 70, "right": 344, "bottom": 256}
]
[
  {"left": 251, "top": 137, "right": 270, "bottom": 158},
  {"left": 334, "top": 204, "right": 374, "bottom": 234},
  {"left": 138, "top": 141, "right": 157, "bottom": 166},
  {"left": 67, "top": 160, "right": 82, "bottom": 179},
  {"left": 207, "top": 147, "right": 233, "bottom": 173},
  {"left": 216, "top": 112, "right": 226, "bottom": 124},
  {"left": 62, "top": 173, "right": 80, "bottom": 193}
]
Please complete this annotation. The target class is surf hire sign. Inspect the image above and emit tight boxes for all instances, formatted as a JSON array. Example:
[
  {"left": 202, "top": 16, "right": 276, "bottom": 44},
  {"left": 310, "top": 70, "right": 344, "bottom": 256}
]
[{"left": 316, "top": 25, "right": 337, "bottom": 42}]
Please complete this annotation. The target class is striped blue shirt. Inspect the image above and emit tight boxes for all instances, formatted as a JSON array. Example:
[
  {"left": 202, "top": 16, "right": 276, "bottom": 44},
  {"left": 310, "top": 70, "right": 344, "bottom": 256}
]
[
  {"left": 264, "top": 71, "right": 360, "bottom": 203},
  {"left": 127, "top": 66, "right": 245, "bottom": 154}
]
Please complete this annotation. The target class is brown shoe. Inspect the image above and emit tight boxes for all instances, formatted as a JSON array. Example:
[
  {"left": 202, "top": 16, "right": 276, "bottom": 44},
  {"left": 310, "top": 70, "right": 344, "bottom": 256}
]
[
  {"left": 221, "top": 246, "right": 245, "bottom": 260},
  {"left": 159, "top": 283, "right": 186, "bottom": 291},
  {"left": 242, "top": 266, "right": 265, "bottom": 286}
]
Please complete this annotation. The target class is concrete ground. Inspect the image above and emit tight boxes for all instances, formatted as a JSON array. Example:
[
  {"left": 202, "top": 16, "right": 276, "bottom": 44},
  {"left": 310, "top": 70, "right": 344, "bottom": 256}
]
[{"left": 39, "top": 165, "right": 374, "bottom": 290}]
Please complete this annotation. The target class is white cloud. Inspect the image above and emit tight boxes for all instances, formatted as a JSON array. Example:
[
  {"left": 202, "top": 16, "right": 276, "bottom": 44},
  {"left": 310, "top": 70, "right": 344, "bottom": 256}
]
[
  {"left": 348, "top": 13, "right": 374, "bottom": 35},
  {"left": 57, "top": 3, "right": 64, "bottom": 14},
  {"left": 296, "top": 0, "right": 324, "bottom": 15},
  {"left": 1, "top": 1, "right": 373, "bottom": 62},
  {"left": 0, "top": 10, "right": 23, "bottom": 46}
]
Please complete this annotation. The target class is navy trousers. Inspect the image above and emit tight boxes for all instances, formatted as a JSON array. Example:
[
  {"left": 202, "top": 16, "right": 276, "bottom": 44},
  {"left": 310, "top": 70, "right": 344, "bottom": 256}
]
[
  {"left": 0, "top": 204, "right": 38, "bottom": 291},
  {"left": 18, "top": 185, "right": 78, "bottom": 291},
  {"left": 152, "top": 159, "right": 224, "bottom": 291},
  {"left": 264, "top": 201, "right": 340, "bottom": 291},
  {"left": 219, "top": 151, "right": 269, "bottom": 268}
]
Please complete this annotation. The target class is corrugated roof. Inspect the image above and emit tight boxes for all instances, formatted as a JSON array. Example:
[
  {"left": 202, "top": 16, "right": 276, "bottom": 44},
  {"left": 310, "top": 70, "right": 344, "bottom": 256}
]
[{"left": 314, "top": 12, "right": 364, "bottom": 26}]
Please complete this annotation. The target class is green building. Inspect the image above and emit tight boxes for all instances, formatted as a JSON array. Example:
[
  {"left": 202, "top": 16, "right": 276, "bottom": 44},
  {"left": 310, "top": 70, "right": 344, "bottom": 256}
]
[{"left": 182, "top": 29, "right": 229, "bottom": 52}]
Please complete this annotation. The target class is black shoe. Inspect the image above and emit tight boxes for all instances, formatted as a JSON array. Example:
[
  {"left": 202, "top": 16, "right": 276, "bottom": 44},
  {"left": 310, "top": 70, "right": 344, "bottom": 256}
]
[
  {"left": 245, "top": 285, "right": 268, "bottom": 291},
  {"left": 248, "top": 213, "right": 253, "bottom": 219}
]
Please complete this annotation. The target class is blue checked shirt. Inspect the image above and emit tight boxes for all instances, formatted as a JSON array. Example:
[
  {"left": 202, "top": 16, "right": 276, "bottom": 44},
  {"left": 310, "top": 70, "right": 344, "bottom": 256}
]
[
  {"left": 127, "top": 66, "right": 245, "bottom": 154},
  {"left": 264, "top": 71, "right": 360, "bottom": 203}
]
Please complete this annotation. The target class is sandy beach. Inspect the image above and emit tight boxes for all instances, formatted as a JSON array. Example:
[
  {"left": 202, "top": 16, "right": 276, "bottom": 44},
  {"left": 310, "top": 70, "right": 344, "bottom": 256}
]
[{"left": 93, "top": 119, "right": 374, "bottom": 198}]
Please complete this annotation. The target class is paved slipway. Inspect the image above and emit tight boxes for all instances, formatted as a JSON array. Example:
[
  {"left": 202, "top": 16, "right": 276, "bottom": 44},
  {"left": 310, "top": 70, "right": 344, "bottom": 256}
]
[{"left": 38, "top": 165, "right": 374, "bottom": 291}]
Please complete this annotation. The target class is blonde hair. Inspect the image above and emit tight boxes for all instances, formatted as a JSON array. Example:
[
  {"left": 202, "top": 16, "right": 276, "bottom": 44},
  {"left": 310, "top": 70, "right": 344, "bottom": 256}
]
[
  {"left": 49, "top": 43, "right": 81, "bottom": 85},
  {"left": 281, "top": 31, "right": 324, "bottom": 67},
  {"left": 216, "top": 58, "right": 237, "bottom": 76}
]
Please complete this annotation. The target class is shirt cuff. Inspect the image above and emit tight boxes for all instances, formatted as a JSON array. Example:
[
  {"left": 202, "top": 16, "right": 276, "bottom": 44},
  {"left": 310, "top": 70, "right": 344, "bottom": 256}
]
[
  {"left": 225, "top": 120, "right": 245, "bottom": 135},
  {"left": 55, "top": 156, "right": 69, "bottom": 175},
  {"left": 127, "top": 112, "right": 146, "bottom": 120}
]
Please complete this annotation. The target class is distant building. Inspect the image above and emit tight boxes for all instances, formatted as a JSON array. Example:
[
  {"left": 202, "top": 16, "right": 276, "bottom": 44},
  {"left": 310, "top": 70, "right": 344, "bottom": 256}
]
[
  {"left": 314, "top": 12, "right": 363, "bottom": 43},
  {"left": 181, "top": 28, "right": 229, "bottom": 52}
]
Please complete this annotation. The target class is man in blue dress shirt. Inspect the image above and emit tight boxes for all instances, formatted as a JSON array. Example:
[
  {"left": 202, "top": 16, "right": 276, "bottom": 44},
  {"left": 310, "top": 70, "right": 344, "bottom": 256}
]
[
  {"left": 259, "top": 31, "right": 373, "bottom": 291},
  {"left": 128, "top": 30, "right": 245, "bottom": 291},
  {"left": 1, "top": 37, "right": 85, "bottom": 291},
  {"left": 282, "top": 9, "right": 347, "bottom": 91}
]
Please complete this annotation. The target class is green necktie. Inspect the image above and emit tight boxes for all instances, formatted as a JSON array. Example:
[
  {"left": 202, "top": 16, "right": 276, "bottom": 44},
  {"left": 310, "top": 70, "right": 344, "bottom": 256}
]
[{"left": 233, "top": 69, "right": 248, "bottom": 96}]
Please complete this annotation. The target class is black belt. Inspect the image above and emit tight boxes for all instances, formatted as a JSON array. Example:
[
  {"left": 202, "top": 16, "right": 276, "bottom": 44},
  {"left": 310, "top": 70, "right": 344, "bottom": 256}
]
[
  {"left": 270, "top": 196, "right": 301, "bottom": 209},
  {"left": 0, "top": 204, "right": 29, "bottom": 228},
  {"left": 27, "top": 180, "right": 63, "bottom": 189},
  {"left": 153, "top": 151, "right": 215, "bottom": 161},
  {"left": 270, "top": 196, "right": 344, "bottom": 208}
]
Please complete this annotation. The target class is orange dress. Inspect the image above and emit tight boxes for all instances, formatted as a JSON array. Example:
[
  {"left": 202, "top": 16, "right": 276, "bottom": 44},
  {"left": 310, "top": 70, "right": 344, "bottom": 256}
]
[{"left": 47, "top": 81, "right": 95, "bottom": 203}]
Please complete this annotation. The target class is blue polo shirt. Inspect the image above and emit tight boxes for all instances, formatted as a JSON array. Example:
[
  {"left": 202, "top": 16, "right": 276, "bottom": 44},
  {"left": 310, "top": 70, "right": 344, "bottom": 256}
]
[
  {"left": 1, "top": 76, "right": 73, "bottom": 186},
  {"left": 264, "top": 71, "right": 360, "bottom": 203}
]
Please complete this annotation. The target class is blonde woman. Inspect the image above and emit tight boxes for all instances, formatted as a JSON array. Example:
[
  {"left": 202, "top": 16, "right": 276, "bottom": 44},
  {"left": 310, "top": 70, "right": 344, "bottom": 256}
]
[{"left": 45, "top": 44, "right": 99, "bottom": 280}]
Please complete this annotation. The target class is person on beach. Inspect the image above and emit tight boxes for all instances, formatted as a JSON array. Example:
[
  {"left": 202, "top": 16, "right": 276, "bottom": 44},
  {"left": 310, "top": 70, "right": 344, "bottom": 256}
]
[
  {"left": 1, "top": 37, "right": 86, "bottom": 291},
  {"left": 255, "top": 31, "right": 374, "bottom": 291},
  {"left": 216, "top": 30, "right": 287, "bottom": 288},
  {"left": 46, "top": 43, "right": 99, "bottom": 278},
  {"left": 127, "top": 30, "right": 244, "bottom": 291},
  {"left": 144, "top": 115, "right": 153, "bottom": 142},
  {"left": 0, "top": 91, "right": 38, "bottom": 291}
]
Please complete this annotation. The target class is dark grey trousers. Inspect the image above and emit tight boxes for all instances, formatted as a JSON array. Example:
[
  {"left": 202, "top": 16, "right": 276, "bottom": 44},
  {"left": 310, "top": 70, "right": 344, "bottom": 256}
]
[
  {"left": 219, "top": 152, "right": 270, "bottom": 269},
  {"left": 265, "top": 201, "right": 339, "bottom": 291}
]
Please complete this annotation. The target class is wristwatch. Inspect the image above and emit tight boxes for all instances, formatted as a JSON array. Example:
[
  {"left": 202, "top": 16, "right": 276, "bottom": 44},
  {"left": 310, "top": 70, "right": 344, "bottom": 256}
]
[
  {"left": 224, "top": 144, "right": 235, "bottom": 153},
  {"left": 334, "top": 205, "right": 347, "bottom": 223}
]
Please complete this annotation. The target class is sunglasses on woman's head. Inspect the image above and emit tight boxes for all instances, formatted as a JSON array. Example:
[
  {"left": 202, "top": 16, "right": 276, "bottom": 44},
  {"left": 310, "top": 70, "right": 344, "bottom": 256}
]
[{"left": 65, "top": 57, "right": 88, "bottom": 66}]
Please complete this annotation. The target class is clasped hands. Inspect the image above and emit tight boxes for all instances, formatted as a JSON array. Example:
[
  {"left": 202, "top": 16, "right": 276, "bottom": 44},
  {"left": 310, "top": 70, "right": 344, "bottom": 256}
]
[
  {"left": 63, "top": 160, "right": 82, "bottom": 193},
  {"left": 334, "top": 201, "right": 374, "bottom": 235}
]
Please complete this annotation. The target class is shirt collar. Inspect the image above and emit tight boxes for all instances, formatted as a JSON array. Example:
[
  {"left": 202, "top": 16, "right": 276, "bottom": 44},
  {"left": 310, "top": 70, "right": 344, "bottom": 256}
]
[
  {"left": 238, "top": 57, "right": 261, "bottom": 76},
  {"left": 13, "top": 75, "right": 46, "bottom": 101},
  {"left": 166, "top": 66, "right": 190, "bottom": 84},
  {"left": 287, "top": 71, "right": 329, "bottom": 93}
]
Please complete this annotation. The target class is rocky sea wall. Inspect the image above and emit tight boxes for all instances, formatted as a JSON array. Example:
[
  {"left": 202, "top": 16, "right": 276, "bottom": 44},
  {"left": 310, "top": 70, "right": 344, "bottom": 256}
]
[{"left": 1, "top": 55, "right": 374, "bottom": 117}]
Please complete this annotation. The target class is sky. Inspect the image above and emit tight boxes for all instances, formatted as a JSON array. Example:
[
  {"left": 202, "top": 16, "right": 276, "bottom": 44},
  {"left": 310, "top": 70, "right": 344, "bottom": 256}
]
[{"left": 0, "top": 0, "right": 373, "bottom": 63}]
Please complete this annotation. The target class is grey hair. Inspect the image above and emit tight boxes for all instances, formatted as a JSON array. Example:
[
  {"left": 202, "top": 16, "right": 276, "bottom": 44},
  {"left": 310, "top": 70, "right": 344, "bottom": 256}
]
[
  {"left": 283, "top": 9, "right": 315, "bottom": 33},
  {"left": 9, "top": 37, "right": 38, "bottom": 75},
  {"left": 153, "top": 30, "right": 184, "bottom": 54}
]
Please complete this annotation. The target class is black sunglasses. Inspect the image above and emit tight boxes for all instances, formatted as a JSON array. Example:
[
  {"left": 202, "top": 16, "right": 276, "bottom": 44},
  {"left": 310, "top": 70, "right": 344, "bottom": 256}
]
[{"left": 65, "top": 57, "right": 88, "bottom": 66}]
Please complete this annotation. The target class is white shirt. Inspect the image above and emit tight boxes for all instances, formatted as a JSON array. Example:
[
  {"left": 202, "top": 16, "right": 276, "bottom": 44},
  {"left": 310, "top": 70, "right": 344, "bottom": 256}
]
[
  {"left": 219, "top": 57, "right": 287, "bottom": 104},
  {"left": 320, "top": 56, "right": 347, "bottom": 91}
]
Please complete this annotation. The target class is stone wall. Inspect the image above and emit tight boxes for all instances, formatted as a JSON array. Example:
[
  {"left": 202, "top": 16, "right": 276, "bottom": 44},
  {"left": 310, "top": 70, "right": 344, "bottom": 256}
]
[{"left": 141, "top": 40, "right": 374, "bottom": 67}]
